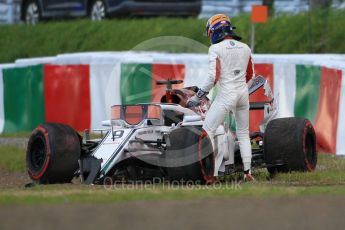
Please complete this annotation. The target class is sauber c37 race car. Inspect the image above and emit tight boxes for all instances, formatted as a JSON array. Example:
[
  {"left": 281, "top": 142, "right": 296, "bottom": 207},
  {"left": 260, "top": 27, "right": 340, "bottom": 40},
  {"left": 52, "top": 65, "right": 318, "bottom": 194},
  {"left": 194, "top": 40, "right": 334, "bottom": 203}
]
[{"left": 26, "top": 76, "right": 317, "bottom": 184}]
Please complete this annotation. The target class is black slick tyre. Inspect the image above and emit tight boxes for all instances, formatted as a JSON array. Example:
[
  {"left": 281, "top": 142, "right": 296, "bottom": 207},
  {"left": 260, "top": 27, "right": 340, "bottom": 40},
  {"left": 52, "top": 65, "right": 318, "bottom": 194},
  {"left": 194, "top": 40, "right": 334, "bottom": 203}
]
[
  {"left": 26, "top": 123, "right": 81, "bottom": 184},
  {"left": 264, "top": 117, "right": 317, "bottom": 174},
  {"left": 165, "top": 126, "right": 215, "bottom": 184}
]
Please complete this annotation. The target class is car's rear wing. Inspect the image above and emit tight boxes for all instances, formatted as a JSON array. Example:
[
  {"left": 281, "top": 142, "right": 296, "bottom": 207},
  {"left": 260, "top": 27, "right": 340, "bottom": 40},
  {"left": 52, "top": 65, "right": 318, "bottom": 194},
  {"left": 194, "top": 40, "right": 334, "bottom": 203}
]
[
  {"left": 248, "top": 75, "right": 272, "bottom": 96},
  {"left": 248, "top": 75, "right": 278, "bottom": 132},
  {"left": 248, "top": 75, "right": 274, "bottom": 111}
]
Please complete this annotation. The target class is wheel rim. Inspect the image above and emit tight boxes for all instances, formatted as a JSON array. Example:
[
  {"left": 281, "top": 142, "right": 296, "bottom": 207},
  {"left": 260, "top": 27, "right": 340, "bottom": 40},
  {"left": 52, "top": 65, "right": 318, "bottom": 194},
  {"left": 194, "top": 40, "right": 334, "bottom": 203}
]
[
  {"left": 198, "top": 131, "right": 215, "bottom": 184},
  {"left": 201, "top": 154, "right": 214, "bottom": 177},
  {"left": 25, "top": 2, "right": 39, "bottom": 25},
  {"left": 305, "top": 133, "right": 317, "bottom": 170},
  {"left": 29, "top": 136, "right": 47, "bottom": 172},
  {"left": 91, "top": 1, "right": 105, "bottom": 21}
]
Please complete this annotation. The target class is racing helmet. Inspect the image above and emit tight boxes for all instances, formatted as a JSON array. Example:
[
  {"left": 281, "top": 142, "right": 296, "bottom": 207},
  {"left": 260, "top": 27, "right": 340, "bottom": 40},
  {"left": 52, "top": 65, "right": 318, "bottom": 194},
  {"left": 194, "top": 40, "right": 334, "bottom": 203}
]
[{"left": 205, "top": 14, "right": 242, "bottom": 44}]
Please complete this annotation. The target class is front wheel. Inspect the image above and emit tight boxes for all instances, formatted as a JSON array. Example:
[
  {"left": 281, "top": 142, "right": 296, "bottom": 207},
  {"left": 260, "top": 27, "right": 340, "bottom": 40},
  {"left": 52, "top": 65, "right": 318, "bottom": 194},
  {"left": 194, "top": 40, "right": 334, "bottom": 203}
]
[
  {"left": 26, "top": 123, "right": 81, "bottom": 184},
  {"left": 90, "top": 0, "right": 107, "bottom": 21},
  {"left": 164, "top": 126, "right": 215, "bottom": 184}
]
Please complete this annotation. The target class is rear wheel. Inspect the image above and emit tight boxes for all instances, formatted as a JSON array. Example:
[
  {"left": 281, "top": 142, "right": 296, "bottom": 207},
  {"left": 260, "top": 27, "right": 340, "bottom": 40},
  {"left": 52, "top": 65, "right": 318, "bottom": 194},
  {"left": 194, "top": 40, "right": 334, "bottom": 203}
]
[
  {"left": 164, "top": 126, "right": 215, "bottom": 184},
  {"left": 26, "top": 123, "right": 81, "bottom": 184},
  {"left": 264, "top": 118, "right": 317, "bottom": 174}
]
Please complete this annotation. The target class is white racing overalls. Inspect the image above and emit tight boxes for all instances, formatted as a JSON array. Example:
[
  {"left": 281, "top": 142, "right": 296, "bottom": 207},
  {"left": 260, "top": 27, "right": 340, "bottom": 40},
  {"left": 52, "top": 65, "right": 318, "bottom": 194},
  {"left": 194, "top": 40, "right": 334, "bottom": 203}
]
[{"left": 200, "top": 38, "right": 255, "bottom": 176}]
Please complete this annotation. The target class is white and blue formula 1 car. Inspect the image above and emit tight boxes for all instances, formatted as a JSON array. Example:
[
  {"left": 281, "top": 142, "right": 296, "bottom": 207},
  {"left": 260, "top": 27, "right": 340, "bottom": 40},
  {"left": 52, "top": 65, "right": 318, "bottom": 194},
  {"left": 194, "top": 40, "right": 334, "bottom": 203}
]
[{"left": 26, "top": 77, "right": 317, "bottom": 184}]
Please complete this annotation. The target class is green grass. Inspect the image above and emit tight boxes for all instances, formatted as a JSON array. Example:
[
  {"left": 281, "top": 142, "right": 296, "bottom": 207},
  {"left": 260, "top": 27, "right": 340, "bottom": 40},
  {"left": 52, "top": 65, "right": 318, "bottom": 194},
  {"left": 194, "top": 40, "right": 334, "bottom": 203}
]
[
  {"left": 1, "top": 184, "right": 345, "bottom": 205},
  {"left": 0, "top": 132, "right": 31, "bottom": 138},
  {"left": 0, "top": 145, "right": 26, "bottom": 172},
  {"left": 0, "top": 17, "right": 208, "bottom": 63},
  {"left": 268, "top": 154, "right": 345, "bottom": 185},
  {"left": 1, "top": 144, "right": 344, "bottom": 184},
  {"left": 0, "top": 9, "right": 345, "bottom": 63},
  {"left": 0, "top": 145, "right": 344, "bottom": 204}
]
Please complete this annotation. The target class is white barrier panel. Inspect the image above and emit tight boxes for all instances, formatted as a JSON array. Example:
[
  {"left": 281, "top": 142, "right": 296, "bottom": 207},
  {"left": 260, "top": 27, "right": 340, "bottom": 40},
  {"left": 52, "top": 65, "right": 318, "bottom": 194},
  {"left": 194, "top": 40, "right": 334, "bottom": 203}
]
[
  {"left": 183, "top": 55, "right": 208, "bottom": 88},
  {"left": 90, "top": 63, "right": 121, "bottom": 129},
  {"left": 15, "top": 57, "right": 56, "bottom": 67},
  {"left": 11, "top": 52, "right": 345, "bottom": 69},
  {"left": 273, "top": 62, "right": 296, "bottom": 118},
  {"left": 336, "top": 69, "right": 345, "bottom": 155}
]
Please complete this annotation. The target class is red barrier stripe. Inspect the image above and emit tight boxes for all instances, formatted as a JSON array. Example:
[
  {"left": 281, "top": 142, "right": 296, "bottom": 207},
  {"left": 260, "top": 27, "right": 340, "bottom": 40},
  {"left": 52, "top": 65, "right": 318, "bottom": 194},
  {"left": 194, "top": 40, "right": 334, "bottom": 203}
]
[
  {"left": 151, "top": 64, "right": 185, "bottom": 103},
  {"left": 44, "top": 64, "right": 91, "bottom": 131},
  {"left": 314, "top": 67, "right": 342, "bottom": 153},
  {"left": 249, "top": 64, "right": 274, "bottom": 132}
]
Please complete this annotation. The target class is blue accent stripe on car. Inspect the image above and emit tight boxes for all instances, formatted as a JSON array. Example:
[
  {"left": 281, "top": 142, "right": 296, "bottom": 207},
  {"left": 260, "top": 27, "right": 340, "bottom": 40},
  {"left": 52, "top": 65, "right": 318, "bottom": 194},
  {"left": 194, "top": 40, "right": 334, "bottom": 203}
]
[{"left": 101, "top": 129, "right": 136, "bottom": 175}]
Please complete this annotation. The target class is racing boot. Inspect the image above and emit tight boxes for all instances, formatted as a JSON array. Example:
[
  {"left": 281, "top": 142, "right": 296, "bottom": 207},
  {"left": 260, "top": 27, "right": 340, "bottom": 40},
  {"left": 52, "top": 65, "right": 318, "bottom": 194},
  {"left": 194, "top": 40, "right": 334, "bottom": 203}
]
[{"left": 243, "top": 170, "right": 255, "bottom": 182}]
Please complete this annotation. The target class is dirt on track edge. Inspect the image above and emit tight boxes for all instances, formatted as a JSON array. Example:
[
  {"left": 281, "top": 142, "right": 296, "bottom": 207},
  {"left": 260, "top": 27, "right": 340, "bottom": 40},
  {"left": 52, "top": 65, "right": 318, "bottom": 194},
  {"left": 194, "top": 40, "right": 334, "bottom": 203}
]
[{"left": 1, "top": 196, "right": 345, "bottom": 230}]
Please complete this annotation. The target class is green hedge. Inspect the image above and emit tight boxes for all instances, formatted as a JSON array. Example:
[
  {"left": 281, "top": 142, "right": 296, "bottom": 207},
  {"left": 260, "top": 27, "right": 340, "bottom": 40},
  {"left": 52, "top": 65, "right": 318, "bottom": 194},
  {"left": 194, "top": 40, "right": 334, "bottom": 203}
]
[{"left": 0, "top": 9, "right": 344, "bottom": 63}]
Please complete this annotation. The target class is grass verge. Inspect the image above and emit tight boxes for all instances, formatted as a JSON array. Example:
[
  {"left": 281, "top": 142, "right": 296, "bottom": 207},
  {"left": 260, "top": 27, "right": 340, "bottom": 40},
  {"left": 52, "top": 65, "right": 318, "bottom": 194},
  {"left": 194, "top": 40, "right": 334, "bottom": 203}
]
[
  {"left": 0, "top": 145, "right": 26, "bottom": 172},
  {"left": 0, "top": 132, "right": 31, "bottom": 138},
  {"left": 0, "top": 9, "right": 345, "bottom": 63},
  {"left": 0, "top": 145, "right": 344, "bottom": 204},
  {"left": 1, "top": 184, "right": 345, "bottom": 205}
]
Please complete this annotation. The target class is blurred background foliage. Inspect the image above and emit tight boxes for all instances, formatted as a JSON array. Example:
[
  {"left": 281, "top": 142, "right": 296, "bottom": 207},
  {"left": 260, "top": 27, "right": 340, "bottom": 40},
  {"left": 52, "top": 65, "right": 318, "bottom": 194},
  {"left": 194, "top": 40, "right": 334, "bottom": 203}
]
[{"left": 0, "top": 9, "right": 344, "bottom": 63}]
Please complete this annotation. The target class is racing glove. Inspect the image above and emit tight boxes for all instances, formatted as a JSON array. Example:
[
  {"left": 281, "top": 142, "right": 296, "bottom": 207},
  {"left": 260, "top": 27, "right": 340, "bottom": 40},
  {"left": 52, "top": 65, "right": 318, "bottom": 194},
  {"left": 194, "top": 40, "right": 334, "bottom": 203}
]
[{"left": 186, "top": 89, "right": 208, "bottom": 108}]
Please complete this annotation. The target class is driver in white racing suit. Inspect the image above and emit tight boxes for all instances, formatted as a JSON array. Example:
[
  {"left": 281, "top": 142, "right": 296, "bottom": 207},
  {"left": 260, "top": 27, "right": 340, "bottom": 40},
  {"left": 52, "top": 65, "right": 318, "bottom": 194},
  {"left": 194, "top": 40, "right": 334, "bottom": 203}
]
[{"left": 187, "top": 14, "right": 255, "bottom": 182}]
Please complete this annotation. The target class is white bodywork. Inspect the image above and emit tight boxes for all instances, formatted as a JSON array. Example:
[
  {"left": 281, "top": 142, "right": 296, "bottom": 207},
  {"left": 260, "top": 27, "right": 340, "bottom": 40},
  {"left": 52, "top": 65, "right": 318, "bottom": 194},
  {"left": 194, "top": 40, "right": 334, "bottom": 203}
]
[{"left": 90, "top": 80, "right": 277, "bottom": 177}]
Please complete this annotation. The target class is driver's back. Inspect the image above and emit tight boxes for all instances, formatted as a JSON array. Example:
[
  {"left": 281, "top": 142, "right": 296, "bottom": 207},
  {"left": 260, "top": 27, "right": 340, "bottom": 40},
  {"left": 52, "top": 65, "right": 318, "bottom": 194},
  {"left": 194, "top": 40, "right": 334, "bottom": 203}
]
[{"left": 211, "top": 39, "right": 252, "bottom": 93}]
